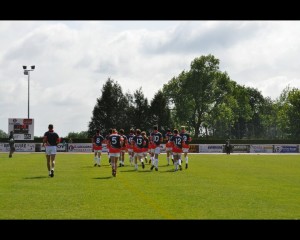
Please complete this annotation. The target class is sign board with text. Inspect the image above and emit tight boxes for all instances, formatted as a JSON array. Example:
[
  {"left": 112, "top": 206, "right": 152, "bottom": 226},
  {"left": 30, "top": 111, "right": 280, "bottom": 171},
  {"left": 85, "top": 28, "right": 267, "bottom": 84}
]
[{"left": 8, "top": 118, "right": 34, "bottom": 140}]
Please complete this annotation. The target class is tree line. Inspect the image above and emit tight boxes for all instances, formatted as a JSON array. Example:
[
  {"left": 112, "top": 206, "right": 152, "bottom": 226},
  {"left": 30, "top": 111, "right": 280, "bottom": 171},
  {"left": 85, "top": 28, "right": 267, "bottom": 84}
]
[{"left": 87, "top": 54, "right": 300, "bottom": 140}]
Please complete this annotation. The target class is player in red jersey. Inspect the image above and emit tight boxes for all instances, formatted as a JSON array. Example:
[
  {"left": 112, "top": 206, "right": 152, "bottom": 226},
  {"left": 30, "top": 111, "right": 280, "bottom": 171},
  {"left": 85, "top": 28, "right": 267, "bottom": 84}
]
[
  {"left": 131, "top": 129, "right": 145, "bottom": 170},
  {"left": 150, "top": 125, "right": 163, "bottom": 171},
  {"left": 148, "top": 136, "right": 155, "bottom": 164},
  {"left": 141, "top": 131, "right": 149, "bottom": 163},
  {"left": 119, "top": 129, "right": 128, "bottom": 167},
  {"left": 164, "top": 129, "right": 174, "bottom": 165},
  {"left": 126, "top": 128, "right": 135, "bottom": 166},
  {"left": 180, "top": 126, "right": 192, "bottom": 169},
  {"left": 92, "top": 129, "right": 105, "bottom": 167},
  {"left": 107, "top": 128, "right": 124, "bottom": 177},
  {"left": 169, "top": 129, "right": 183, "bottom": 171},
  {"left": 105, "top": 128, "right": 113, "bottom": 165}
]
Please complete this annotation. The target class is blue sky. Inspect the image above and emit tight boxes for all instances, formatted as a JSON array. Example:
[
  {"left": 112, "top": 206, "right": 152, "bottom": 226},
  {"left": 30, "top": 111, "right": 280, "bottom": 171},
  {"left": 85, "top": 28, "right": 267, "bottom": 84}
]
[{"left": 1, "top": 21, "right": 300, "bottom": 137}]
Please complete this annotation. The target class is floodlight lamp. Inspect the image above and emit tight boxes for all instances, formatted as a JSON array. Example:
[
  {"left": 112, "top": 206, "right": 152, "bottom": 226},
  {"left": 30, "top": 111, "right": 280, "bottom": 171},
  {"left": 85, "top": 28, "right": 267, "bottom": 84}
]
[
  {"left": 31, "top": 65, "right": 35, "bottom": 70},
  {"left": 23, "top": 66, "right": 27, "bottom": 70}
]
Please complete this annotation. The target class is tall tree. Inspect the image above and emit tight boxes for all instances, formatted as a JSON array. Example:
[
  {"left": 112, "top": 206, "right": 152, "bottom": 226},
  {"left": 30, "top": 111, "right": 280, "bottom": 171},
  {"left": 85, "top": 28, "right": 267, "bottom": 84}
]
[
  {"left": 275, "top": 86, "right": 292, "bottom": 139},
  {"left": 229, "top": 84, "right": 253, "bottom": 139},
  {"left": 163, "top": 54, "right": 233, "bottom": 137},
  {"left": 150, "top": 90, "right": 173, "bottom": 131},
  {"left": 243, "top": 87, "right": 266, "bottom": 139},
  {"left": 275, "top": 86, "right": 300, "bottom": 139},
  {"left": 0, "top": 129, "right": 8, "bottom": 138},
  {"left": 88, "top": 78, "right": 128, "bottom": 136},
  {"left": 260, "top": 97, "right": 277, "bottom": 139},
  {"left": 130, "top": 87, "right": 150, "bottom": 131},
  {"left": 286, "top": 88, "right": 300, "bottom": 139}
]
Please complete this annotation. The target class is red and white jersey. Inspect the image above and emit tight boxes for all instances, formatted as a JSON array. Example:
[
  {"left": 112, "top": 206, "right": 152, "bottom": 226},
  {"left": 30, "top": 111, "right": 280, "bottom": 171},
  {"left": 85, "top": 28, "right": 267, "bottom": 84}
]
[
  {"left": 120, "top": 134, "right": 128, "bottom": 150},
  {"left": 132, "top": 134, "right": 145, "bottom": 153},
  {"left": 127, "top": 133, "right": 135, "bottom": 149},
  {"left": 170, "top": 134, "right": 183, "bottom": 153},
  {"left": 93, "top": 134, "right": 105, "bottom": 150},
  {"left": 108, "top": 133, "right": 123, "bottom": 153},
  {"left": 180, "top": 131, "right": 192, "bottom": 148},
  {"left": 165, "top": 132, "right": 173, "bottom": 148},
  {"left": 150, "top": 131, "right": 163, "bottom": 147}
]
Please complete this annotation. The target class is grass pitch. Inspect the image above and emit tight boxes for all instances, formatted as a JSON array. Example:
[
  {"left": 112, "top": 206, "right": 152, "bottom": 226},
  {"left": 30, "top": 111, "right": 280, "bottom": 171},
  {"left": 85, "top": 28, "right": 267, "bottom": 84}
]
[{"left": 0, "top": 152, "right": 300, "bottom": 219}]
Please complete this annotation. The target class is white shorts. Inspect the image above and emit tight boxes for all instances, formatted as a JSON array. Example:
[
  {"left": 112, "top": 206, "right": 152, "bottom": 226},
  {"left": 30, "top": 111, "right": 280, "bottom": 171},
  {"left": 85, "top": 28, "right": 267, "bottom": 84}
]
[
  {"left": 182, "top": 148, "right": 189, "bottom": 153},
  {"left": 109, "top": 152, "right": 120, "bottom": 157},
  {"left": 154, "top": 146, "right": 161, "bottom": 155},
  {"left": 134, "top": 152, "right": 144, "bottom": 157},
  {"left": 173, "top": 152, "right": 182, "bottom": 157},
  {"left": 46, "top": 146, "right": 57, "bottom": 155},
  {"left": 94, "top": 149, "right": 102, "bottom": 153},
  {"left": 165, "top": 147, "right": 172, "bottom": 152}
]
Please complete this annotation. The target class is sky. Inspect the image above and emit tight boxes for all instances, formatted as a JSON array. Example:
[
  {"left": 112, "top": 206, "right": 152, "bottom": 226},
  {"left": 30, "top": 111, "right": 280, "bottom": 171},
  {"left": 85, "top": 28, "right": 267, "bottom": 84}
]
[{"left": 1, "top": 20, "right": 300, "bottom": 137}]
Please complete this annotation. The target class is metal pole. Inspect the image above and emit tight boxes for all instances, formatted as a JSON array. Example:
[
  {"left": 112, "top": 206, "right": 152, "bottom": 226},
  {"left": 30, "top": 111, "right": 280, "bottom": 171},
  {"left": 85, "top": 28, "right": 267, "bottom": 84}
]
[{"left": 28, "top": 71, "right": 30, "bottom": 119}]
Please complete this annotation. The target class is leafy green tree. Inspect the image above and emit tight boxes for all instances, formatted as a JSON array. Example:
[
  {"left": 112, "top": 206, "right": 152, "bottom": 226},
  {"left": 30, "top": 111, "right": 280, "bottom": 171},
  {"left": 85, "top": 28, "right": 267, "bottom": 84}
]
[
  {"left": 274, "top": 86, "right": 300, "bottom": 139},
  {"left": 149, "top": 90, "right": 173, "bottom": 132},
  {"left": 260, "top": 97, "right": 278, "bottom": 139},
  {"left": 88, "top": 78, "right": 129, "bottom": 136},
  {"left": 226, "top": 84, "right": 252, "bottom": 139},
  {"left": 163, "top": 54, "right": 234, "bottom": 137},
  {"left": 0, "top": 129, "right": 8, "bottom": 138},
  {"left": 243, "top": 87, "right": 267, "bottom": 139},
  {"left": 67, "top": 131, "right": 89, "bottom": 139},
  {"left": 202, "top": 72, "right": 236, "bottom": 138},
  {"left": 129, "top": 87, "right": 150, "bottom": 131},
  {"left": 286, "top": 88, "right": 300, "bottom": 139},
  {"left": 275, "top": 86, "right": 293, "bottom": 139}
]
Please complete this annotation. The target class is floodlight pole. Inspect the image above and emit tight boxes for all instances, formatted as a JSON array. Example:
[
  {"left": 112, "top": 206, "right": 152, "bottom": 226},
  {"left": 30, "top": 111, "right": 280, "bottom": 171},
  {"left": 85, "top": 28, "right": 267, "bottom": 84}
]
[{"left": 23, "top": 66, "right": 35, "bottom": 119}]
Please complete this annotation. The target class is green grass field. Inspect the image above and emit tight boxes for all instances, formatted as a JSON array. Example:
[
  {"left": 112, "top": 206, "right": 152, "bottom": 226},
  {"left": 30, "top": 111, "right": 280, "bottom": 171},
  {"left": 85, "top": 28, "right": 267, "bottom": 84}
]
[{"left": 0, "top": 152, "right": 300, "bottom": 219}]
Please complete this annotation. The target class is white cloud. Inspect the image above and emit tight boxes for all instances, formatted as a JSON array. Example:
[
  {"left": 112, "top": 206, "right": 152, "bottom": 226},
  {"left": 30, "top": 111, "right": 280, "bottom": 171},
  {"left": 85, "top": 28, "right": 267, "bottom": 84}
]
[{"left": 1, "top": 20, "right": 300, "bottom": 137}]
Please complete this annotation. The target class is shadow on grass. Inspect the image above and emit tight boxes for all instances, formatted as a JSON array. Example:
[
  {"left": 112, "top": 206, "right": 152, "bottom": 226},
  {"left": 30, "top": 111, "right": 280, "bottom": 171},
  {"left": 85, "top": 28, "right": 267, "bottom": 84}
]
[
  {"left": 120, "top": 169, "right": 139, "bottom": 173},
  {"left": 159, "top": 164, "right": 173, "bottom": 168},
  {"left": 82, "top": 165, "right": 111, "bottom": 168},
  {"left": 93, "top": 176, "right": 113, "bottom": 180},
  {"left": 158, "top": 169, "right": 179, "bottom": 173},
  {"left": 24, "top": 176, "right": 48, "bottom": 179}
]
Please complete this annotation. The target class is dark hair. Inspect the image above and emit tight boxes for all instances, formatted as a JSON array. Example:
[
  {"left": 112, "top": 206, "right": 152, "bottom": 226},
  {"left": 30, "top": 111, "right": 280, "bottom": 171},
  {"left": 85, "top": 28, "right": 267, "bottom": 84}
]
[
  {"left": 119, "top": 129, "right": 124, "bottom": 134},
  {"left": 48, "top": 124, "right": 53, "bottom": 129},
  {"left": 173, "top": 129, "right": 178, "bottom": 134},
  {"left": 153, "top": 125, "right": 158, "bottom": 131}
]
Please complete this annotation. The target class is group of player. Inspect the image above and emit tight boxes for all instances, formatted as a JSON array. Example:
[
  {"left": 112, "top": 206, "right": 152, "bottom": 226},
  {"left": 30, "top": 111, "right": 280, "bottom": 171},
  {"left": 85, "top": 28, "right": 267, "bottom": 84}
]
[{"left": 92, "top": 125, "right": 192, "bottom": 177}]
